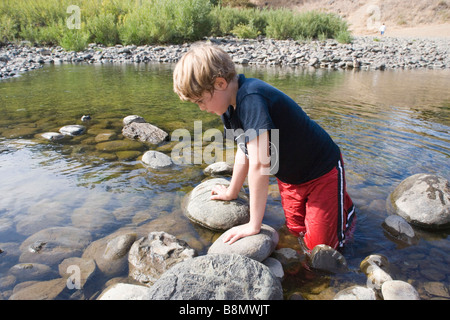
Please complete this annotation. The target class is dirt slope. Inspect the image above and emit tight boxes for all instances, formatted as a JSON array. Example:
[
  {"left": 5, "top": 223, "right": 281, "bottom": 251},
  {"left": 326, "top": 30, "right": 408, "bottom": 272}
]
[{"left": 250, "top": 0, "right": 450, "bottom": 38}]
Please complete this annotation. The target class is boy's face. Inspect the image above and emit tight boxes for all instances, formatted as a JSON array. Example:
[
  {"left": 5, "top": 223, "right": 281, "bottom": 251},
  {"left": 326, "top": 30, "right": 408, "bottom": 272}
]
[{"left": 193, "top": 78, "right": 234, "bottom": 116}]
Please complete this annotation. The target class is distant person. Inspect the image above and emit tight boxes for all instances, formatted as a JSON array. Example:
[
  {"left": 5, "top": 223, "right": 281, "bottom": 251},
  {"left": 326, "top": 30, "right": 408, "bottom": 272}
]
[{"left": 380, "top": 23, "right": 386, "bottom": 36}]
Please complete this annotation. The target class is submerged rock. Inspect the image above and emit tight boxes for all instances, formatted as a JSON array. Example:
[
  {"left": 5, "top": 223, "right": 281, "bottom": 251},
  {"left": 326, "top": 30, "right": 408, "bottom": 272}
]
[
  {"left": 8, "top": 262, "right": 56, "bottom": 282},
  {"left": 58, "top": 257, "right": 97, "bottom": 289},
  {"left": 9, "top": 278, "right": 68, "bottom": 300},
  {"left": 184, "top": 178, "right": 249, "bottom": 231},
  {"left": 146, "top": 254, "right": 283, "bottom": 300},
  {"left": 141, "top": 150, "right": 173, "bottom": 169},
  {"left": 95, "top": 139, "right": 144, "bottom": 152},
  {"left": 382, "top": 215, "right": 416, "bottom": 245},
  {"left": 207, "top": 224, "right": 278, "bottom": 262},
  {"left": 82, "top": 230, "right": 136, "bottom": 278},
  {"left": 387, "top": 173, "right": 450, "bottom": 229},
  {"left": 309, "top": 244, "right": 348, "bottom": 274},
  {"left": 19, "top": 227, "right": 92, "bottom": 266}
]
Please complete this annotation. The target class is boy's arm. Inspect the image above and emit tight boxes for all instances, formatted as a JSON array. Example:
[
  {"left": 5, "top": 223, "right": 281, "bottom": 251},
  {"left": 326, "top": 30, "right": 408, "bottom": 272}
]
[
  {"left": 221, "top": 131, "right": 270, "bottom": 244},
  {"left": 211, "top": 146, "right": 248, "bottom": 201}
]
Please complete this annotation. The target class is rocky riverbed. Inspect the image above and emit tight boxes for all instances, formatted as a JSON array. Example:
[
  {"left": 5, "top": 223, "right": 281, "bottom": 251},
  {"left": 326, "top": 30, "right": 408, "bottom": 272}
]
[
  {"left": 1, "top": 111, "right": 449, "bottom": 300},
  {"left": 1, "top": 35, "right": 449, "bottom": 80}
]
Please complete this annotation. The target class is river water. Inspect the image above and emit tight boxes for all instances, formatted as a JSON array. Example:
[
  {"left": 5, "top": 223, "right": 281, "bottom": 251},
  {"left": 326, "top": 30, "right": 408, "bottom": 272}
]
[{"left": 0, "top": 63, "right": 449, "bottom": 299}]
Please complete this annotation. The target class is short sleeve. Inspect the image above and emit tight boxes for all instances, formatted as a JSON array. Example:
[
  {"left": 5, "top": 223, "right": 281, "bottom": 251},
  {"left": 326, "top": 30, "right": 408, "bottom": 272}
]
[{"left": 238, "top": 94, "right": 275, "bottom": 143}]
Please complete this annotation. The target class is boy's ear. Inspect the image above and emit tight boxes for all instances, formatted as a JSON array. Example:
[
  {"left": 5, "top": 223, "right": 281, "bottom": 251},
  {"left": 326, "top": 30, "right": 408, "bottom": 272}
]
[{"left": 214, "top": 77, "right": 228, "bottom": 91}]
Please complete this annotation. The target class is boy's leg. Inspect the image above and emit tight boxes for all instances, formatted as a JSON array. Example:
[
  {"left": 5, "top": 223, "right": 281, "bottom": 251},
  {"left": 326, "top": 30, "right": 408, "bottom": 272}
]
[
  {"left": 303, "top": 158, "right": 355, "bottom": 250},
  {"left": 277, "top": 180, "right": 307, "bottom": 237},
  {"left": 278, "top": 157, "right": 355, "bottom": 251}
]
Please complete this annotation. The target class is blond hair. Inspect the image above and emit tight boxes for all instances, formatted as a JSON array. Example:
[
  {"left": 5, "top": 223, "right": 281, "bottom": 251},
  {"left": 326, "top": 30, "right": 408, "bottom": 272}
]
[{"left": 173, "top": 43, "right": 236, "bottom": 102}]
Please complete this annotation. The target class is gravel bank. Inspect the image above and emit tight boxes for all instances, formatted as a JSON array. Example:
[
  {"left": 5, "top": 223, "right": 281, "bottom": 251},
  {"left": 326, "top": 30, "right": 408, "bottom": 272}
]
[{"left": 1, "top": 36, "right": 449, "bottom": 80}]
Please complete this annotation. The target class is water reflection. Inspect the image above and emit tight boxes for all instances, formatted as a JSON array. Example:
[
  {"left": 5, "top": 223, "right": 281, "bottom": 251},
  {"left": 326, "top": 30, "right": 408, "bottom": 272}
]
[{"left": 0, "top": 64, "right": 449, "bottom": 299}]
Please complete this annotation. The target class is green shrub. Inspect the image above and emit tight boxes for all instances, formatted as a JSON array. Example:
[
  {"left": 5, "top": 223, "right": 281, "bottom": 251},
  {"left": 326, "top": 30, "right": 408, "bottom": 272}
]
[
  {"left": 120, "top": 0, "right": 212, "bottom": 44},
  {"left": 265, "top": 8, "right": 296, "bottom": 40},
  {"left": 336, "top": 29, "right": 353, "bottom": 44},
  {"left": 231, "top": 23, "right": 260, "bottom": 39},
  {"left": 210, "top": 6, "right": 248, "bottom": 35},
  {"left": 0, "top": 15, "right": 19, "bottom": 43},
  {"left": 87, "top": 12, "right": 119, "bottom": 46},
  {"left": 59, "top": 28, "right": 89, "bottom": 51},
  {"left": 1, "top": 0, "right": 352, "bottom": 48},
  {"left": 293, "top": 11, "right": 350, "bottom": 41}
]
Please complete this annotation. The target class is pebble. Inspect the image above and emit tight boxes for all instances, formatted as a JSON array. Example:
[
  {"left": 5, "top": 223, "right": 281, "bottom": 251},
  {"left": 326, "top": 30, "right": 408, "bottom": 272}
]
[{"left": 2, "top": 36, "right": 449, "bottom": 80}]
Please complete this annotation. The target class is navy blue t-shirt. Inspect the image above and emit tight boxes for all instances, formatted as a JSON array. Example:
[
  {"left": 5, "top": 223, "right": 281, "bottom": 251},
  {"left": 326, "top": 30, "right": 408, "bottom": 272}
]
[{"left": 221, "top": 74, "right": 340, "bottom": 185}]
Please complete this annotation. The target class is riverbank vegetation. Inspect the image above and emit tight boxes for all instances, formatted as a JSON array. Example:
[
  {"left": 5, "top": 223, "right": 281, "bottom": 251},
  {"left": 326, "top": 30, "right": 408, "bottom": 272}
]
[{"left": 0, "top": 0, "right": 352, "bottom": 51}]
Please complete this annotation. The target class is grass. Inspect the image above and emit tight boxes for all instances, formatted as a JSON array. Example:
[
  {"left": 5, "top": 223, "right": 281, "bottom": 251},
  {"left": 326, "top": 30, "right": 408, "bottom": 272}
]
[{"left": 0, "top": 0, "right": 352, "bottom": 51}]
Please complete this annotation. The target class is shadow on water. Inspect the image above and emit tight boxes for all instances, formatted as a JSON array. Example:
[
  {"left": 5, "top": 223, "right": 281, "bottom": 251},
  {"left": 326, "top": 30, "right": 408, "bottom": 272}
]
[{"left": 0, "top": 63, "right": 449, "bottom": 299}]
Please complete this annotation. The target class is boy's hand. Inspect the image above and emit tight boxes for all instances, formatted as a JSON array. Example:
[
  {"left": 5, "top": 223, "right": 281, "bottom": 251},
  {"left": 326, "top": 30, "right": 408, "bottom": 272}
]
[
  {"left": 222, "top": 223, "right": 260, "bottom": 245},
  {"left": 210, "top": 184, "right": 236, "bottom": 201}
]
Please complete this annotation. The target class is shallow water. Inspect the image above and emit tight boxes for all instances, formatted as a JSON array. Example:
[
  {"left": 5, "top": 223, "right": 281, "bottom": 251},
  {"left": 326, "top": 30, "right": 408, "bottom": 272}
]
[{"left": 0, "top": 63, "right": 449, "bottom": 299}]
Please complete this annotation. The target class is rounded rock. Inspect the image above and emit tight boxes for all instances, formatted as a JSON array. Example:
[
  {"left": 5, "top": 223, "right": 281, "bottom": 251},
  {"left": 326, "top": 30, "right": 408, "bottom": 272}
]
[
  {"left": 141, "top": 150, "right": 173, "bottom": 169},
  {"left": 19, "top": 227, "right": 92, "bottom": 266},
  {"left": 310, "top": 244, "right": 348, "bottom": 274},
  {"left": 203, "top": 162, "right": 233, "bottom": 176},
  {"left": 40, "top": 132, "right": 65, "bottom": 141},
  {"left": 123, "top": 115, "right": 146, "bottom": 126},
  {"left": 184, "top": 178, "right": 249, "bottom": 231},
  {"left": 147, "top": 254, "right": 283, "bottom": 300},
  {"left": 207, "top": 224, "right": 278, "bottom": 262},
  {"left": 59, "top": 125, "right": 86, "bottom": 136},
  {"left": 334, "top": 286, "right": 377, "bottom": 300},
  {"left": 387, "top": 173, "right": 450, "bottom": 229},
  {"left": 98, "top": 283, "right": 153, "bottom": 300},
  {"left": 381, "top": 280, "right": 420, "bottom": 300}
]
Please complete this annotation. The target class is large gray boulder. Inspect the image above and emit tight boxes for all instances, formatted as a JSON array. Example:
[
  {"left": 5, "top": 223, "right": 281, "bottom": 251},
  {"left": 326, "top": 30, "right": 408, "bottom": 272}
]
[
  {"left": 207, "top": 224, "right": 279, "bottom": 262},
  {"left": 146, "top": 254, "right": 283, "bottom": 300},
  {"left": 387, "top": 173, "right": 450, "bottom": 229},
  {"left": 184, "top": 178, "right": 249, "bottom": 231},
  {"left": 128, "top": 232, "right": 196, "bottom": 286}
]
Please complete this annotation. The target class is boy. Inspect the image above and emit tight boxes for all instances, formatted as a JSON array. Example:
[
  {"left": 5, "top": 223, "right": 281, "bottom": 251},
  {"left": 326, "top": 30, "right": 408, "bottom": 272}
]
[{"left": 173, "top": 43, "right": 355, "bottom": 252}]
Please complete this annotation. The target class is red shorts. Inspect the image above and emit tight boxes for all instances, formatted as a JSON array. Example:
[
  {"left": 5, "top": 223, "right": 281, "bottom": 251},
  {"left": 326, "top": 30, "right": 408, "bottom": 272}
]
[{"left": 277, "top": 157, "right": 355, "bottom": 251}]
